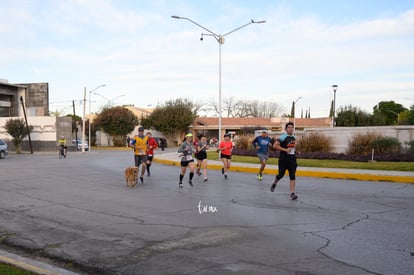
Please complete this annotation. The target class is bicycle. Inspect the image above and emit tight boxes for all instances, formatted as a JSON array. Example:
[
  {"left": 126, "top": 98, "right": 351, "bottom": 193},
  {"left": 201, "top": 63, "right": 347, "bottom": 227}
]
[{"left": 58, "top": 145, "right": 67, "bottom": 159}]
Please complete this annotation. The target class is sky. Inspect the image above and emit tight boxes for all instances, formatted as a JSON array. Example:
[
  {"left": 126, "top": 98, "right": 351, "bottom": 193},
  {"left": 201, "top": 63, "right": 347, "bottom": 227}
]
[{"left": 1, "top": 0, "right": 413, "bottom": 118}]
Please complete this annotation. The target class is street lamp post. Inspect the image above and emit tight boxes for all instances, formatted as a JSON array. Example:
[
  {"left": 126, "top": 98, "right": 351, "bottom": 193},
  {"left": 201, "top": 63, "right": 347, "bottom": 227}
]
[
  {"left": 83, "top": 85, "right": 106, "bottom": 153},
  {"left": 88, "top": 84, "right": 106, "bottom": 152},
  {"left": 171, "top": 15, "right": 265, "bottom": 145},
  {"left": 293, "top": 96, "right": 302, "bottom": 131},
  {"left": 82, "top": 87, "right": 87, "bottom": 153},
  {"left": 332, "top": 85, "right": 338, "bottom": 128}
]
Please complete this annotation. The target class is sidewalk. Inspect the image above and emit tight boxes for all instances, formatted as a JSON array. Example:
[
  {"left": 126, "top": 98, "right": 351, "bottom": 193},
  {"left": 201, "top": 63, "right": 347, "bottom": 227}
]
[{"left": 154, "top": 150, "right": 414, "bottom": 184}]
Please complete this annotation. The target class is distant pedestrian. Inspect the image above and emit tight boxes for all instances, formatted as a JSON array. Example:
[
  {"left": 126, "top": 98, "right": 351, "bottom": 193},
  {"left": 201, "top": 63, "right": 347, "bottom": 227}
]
[
  {"left": 129, "top": 127, "right": 148, "bottom": 184},
  {"left": 177, "top": 133, "right": 195, "bottom": 188},
  {"left": 196, "top": 135, "right": 209, "bottom": 182},
  {"left": 146, "top": 132, "right": 158, "bottom": 176},
  {"left": 252, "top": 129, "right": 273, "bottom": 181},
  {"left": 271, "top": 122, "right": 298, "bottom": 200},
  {"left": 160, "top": 138, "right": 166, "bottom": 151},
  {"left": 126, "top": 136, "right": 131, "bottom": 147},
  {"left": 217, "top": 133, "right": 233, "bottom": 180},
  {"left": 210, "top": 137, "right": 218, "bottom": 147}
]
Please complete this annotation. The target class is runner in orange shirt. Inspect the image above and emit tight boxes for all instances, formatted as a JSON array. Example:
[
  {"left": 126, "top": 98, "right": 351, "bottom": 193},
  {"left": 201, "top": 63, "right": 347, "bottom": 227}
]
[{"left": 217, "top": 133, "right": 233, "bottom": 180}]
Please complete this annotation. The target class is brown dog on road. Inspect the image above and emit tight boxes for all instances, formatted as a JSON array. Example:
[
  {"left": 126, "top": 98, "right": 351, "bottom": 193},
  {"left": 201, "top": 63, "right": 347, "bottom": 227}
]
[{"left": 125, "top": 166, "right": 138, "bottom": 188}]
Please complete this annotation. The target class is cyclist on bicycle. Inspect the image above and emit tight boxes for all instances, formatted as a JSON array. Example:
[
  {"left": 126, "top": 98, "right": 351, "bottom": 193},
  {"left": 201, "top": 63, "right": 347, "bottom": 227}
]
[{"left": 58, "top": 135, "right": 67, "bottom": 158}]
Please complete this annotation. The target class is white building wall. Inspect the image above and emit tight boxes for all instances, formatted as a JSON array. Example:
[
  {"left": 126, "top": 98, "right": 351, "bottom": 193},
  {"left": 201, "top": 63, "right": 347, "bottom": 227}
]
[
  {"left": 0, "top": 116, "right": 57, "bottom": 141},
  {"left": 303, "top": 126, "right": 414, "bottom": 153}
]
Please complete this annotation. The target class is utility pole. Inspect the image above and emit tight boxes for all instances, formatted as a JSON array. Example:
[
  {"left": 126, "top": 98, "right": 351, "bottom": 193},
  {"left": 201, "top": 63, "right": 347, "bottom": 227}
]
[
  {"left": 19, "top": 96, "right": 33, "bottom": 154},
  {"left": 82, "top": 87, "right": 86, "bottom": 152},
  {"left": 72, "top": 100, "right": 78, "bottom": 150}
]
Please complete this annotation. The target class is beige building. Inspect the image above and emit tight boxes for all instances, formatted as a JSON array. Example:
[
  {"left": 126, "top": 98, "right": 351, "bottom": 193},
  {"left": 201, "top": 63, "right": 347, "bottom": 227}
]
[
  {"left": 191, "top": 116, "right": 332, "bottom": 138},
  {"left": 124, "top": 105, "right": 153, "bottom": 122}
]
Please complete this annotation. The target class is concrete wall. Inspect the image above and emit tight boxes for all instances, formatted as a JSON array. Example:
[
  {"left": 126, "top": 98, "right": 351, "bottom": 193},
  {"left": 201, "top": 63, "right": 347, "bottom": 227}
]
[
  {"left": 302, "top": 126, "right": 414, "bottom": 153},
  {"left": 260, "top": 126, "right": 414, "bottom": 153},
  {"left": 0, "top": 116, "right": 74, "bottom": 152},
  {"left": 1, "top": 116, "right": 56, "bottom": 141}
]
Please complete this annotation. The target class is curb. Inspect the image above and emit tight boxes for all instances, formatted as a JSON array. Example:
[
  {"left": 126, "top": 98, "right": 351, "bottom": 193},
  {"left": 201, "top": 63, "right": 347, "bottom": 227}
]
[
  {"left": 154, "top": 158, "right": 414, "bottom": 184},
  {"left": 0, "top": 249, "right": 79, "bottom": 275}
]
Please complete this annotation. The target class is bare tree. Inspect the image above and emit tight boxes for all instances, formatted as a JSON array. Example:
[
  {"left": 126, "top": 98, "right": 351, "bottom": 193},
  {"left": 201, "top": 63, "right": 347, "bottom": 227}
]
[
  {"left": 233, "top": 100, "right": 254, "bottom": 117},
  {"left": 191, "top": 99, "right": 209, "bottom": 115},
  {"left": 208, "top": 97, "right": 286, "bottom": 118},
  {"left": 238, "top": 100, "right": 286, "bottom": 118},
  {"left": 262, "top": 101, "right": 286, "bottom": 118},
  {"left": 222, "top": 96, "right": 239, "bottom": 118}
]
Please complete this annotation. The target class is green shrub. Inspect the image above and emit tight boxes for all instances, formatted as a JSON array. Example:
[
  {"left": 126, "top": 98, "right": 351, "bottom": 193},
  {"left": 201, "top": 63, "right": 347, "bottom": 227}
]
[
  {"left": 297, "top": 132, "right": 332, "bottom": 153},
  {"left": 347, "top": 132, "right": 380, "bottom": 156},
  {"left": 5, "top": 118, "right": 33, "bottom": 153},
  {"left": 372, "top": 136, "right": 401, "bottom": 154}
]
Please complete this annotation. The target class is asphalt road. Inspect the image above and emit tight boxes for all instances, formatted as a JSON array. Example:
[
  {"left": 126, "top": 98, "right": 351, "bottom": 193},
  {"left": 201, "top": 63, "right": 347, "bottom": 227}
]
[{"left": 0, "top": 150, "right": 413, "bottom": 275}]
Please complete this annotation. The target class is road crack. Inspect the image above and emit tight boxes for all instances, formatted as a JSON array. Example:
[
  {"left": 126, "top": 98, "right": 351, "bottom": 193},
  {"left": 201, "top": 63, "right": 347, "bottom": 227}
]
[{"left": 306, "top": 213, "right": 382, "bottom": 275}]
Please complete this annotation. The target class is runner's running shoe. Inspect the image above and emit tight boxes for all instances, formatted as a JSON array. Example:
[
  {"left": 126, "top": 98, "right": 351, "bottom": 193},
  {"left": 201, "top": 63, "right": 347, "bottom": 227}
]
[
  {"left": 270, "top": 179, "right": 278, "bottom": 192},
  {"left": 290, "top": 192, "right": 298, "bottom": 200}
]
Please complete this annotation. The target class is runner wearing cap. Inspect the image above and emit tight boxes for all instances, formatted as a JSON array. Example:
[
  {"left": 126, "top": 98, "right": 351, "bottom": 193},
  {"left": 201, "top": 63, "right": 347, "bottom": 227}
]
[
  {"left": 177, "top": 132, "right": 195, "bottom": 188},
  {"left": 252, "top": 129, "right": 273, "bottom": 181},
  {"left": 129, "top": 126, "right": 148, "bottom": 184}
]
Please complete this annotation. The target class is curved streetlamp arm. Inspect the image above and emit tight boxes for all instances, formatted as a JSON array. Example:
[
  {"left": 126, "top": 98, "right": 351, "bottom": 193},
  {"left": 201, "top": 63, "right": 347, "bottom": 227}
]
[
  {"left": 110, "top": 94, "right": 126, "bottom": 102},
  {"left": 89, "top": 84, "right": 106, "bottom": 94},
  {"left": 94, "top": 92, "right": 109, "bottom": 102},
  {"left": 223, "top": 19, "right": 266, "bottom": 37},
  {"left": 172, "top": 16, "right": 219, "bottom": 37}
]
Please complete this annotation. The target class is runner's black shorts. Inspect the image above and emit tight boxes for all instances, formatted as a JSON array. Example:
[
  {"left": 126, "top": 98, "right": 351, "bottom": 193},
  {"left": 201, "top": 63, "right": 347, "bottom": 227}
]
[
  {"left": 196, "top": 151, "right": 207, "bottom": 160},
  {"left": 134, "top": 155, "right": 147, "bottom": 167},
  {"left": 180, "top": 159, "right": 194, "bottom": 167},
  {"left": 220, "top": 153, "right": 232, "bottom": 160}
]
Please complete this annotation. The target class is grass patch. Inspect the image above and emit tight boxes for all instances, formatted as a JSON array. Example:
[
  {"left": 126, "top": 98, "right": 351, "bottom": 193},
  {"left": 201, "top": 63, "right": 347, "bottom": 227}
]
[
  {"left": 0, "top": 263, "right": 36, "bottom": 275},
  {"left": 207, "top": 151, "right": 414, "bottom": 171}
]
